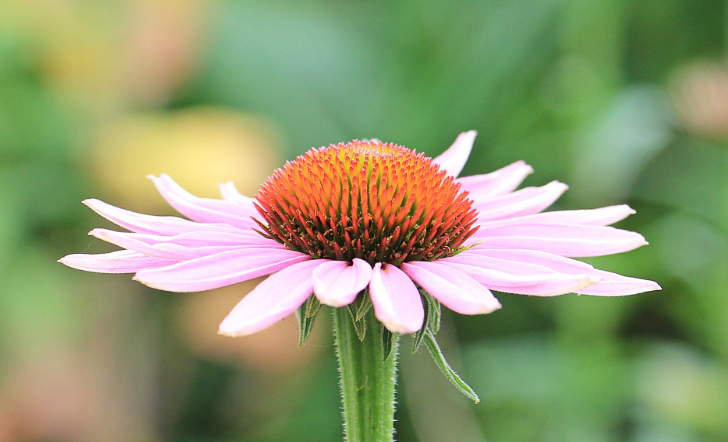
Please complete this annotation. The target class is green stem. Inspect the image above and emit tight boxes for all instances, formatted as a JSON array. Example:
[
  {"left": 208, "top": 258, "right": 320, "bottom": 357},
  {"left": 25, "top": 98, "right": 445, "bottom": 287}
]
[{"left": 333, "top": 308, "right": 398, "bottom": 442}]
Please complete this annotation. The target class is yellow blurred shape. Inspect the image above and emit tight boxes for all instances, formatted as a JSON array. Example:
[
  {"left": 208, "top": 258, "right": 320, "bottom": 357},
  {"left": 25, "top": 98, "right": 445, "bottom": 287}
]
[
  {"left": 0, "top": 0, "right": 209, "bottom": 109},
  {"left": 90, "top": 107, "right": 282, "bottom": 212}
]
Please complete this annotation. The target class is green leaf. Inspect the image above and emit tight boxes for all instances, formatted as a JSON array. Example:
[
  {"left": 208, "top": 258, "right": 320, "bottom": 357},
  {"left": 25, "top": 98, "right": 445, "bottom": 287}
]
[
  {"left": 423, "top": 330, "right": 480, "bottom": 403},
  {"left": 297, "top": 295, "right": 321, "bottom": 347},
  {"left": 381, "top": 324, "right": 398, "bottom": 361}
]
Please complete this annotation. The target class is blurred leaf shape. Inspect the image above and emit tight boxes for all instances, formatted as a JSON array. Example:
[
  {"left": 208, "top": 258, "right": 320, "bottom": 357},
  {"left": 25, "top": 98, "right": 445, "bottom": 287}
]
[{"left": 636, "top": 342, "right": 728, "bottom": 434}]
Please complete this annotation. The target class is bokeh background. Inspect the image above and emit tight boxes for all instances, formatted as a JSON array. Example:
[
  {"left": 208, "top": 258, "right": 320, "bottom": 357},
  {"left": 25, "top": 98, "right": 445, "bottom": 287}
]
[{"left": 1, "top": 0, "right": 727, "bottom": 441}]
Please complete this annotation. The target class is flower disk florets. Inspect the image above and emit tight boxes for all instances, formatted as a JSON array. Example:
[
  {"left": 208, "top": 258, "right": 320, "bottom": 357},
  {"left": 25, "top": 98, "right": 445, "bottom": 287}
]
[{"left": 253, "top": 140, "right": 479, "bottom": 266}]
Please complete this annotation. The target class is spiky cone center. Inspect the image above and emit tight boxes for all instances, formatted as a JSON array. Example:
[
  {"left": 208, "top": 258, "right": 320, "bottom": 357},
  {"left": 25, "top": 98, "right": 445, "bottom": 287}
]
[{"left": 254, "top": 140, "right": 479, "bottom": 266}]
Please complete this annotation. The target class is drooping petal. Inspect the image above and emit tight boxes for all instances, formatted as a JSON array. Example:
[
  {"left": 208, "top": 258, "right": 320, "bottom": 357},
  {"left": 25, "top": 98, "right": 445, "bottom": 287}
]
[
  {"left": 313, "top": 258, "right": 372, "bottom": 307},
  {"left": 479, "top": 205, "right": 636, "bottom": 228},
  {"left": 133, "top": 248, "right": 310, "bottom": 292},
  {"left": 455, "top": 160, "right": 533, "bottom": 200},
  {"left": 432, "top": 131, "right": 476, "bottom": 178},
  {"left": 219, "top": 181, "right": 255, "bottom": 205},
  {"left": 465, "top": 248, "right": 661, "bottom": 296},
  {"left": 149, "top": 174, "right": 258, "bottom": 229},
  {"left": 474, "top": 181, "right": 568, "bottom": 222},
  {"left": 469, "top": 224, "right": 647, "bottom": 257},
  {"left": 218, "top": 260, "right": 324, "bottom": 337},
  {"left": 59, "top": 250, "right": 177, "bottom": 273},
  {"left": 368, "top": 263, "right": 424, "bottom": 334},
  {"left": 84, "top": 199, "right": 239, "bottom": 236},
  {"left": 440, "top": 253, "right": 600, "bottom": 296},
  {"left": 401, "top": 261, "right": 502, "bottom": 314}
]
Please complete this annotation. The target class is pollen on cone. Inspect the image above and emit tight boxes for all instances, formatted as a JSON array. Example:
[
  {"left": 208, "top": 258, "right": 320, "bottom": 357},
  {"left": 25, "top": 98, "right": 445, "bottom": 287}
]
[{"left": 254, "top": 140, "right": 479, "bottom": 265}]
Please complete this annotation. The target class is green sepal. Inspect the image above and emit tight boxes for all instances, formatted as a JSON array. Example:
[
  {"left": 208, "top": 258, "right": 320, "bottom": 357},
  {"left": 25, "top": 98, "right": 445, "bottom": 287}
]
[
  {"left": 306, "top": 294, "right": 321, "bottom": 318},
  {"left": 347, "top": 303, "right": 367, "bottom": 341},
  {"left": 381, "top": 323, "right": 398, "bottom": 361},
  {"left": 450, "top": 241, "right": 483, "bottom": 257},
  {"left": 423, "top": 330, "right": 480, "bottom": 404},
  {"left": 296, "top": 294, "right": 321, "bottom": 347},
  {"left": 423, "top": 290, "right": 441, "bottom": 334},
  {"left": 354, "top": 290, "right": 373, "bottom": 321},
  {"left": 412, "top": 289, "right": 441, "bottom": 353}
]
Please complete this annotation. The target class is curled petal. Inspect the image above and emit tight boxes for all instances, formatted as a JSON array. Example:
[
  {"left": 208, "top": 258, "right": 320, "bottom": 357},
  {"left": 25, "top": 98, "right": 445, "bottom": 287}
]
[
  {"left": 402, "top": 261, "right": 502, "bottom": 314},
  {"left": 456, "top": 160, "right": 533, "bottom": 200},
  {"left": 369, "top": 263, "right": 424, "bottom": 334},
  {"left": 432, "top": 131, "right": 476, "bottom": 178},
  {"left": 480, "top": 205, "right": 636, "bottom": 228},
  {"left": 218, "top": 260, "right": 324, "bottom": 337},
  {"left": 134, "top": 248, "right": 310, "bottom": 292},
  {"left": 59, "top": 250, "right": 177, "bottom": 273},
  {"left": 149, "top": 174, "right": 257, "bottom": 229},
  {"left": 474, "top": 181, "right": 568, "bottom": 222},
  {"left": 470, "top": 224, "right": 647, "bottom": 257},
  {"left": 466, "top": 248, "right": 660, "bottom": 296},
  {"left": 219, "top": 181, "right": 255, "bottom": 205},
  {"left": 313, "top": 258, "right": 372, "bottom": 307},
  {"left": 84, "top": 199, "right": 238, "bottom": 236}
]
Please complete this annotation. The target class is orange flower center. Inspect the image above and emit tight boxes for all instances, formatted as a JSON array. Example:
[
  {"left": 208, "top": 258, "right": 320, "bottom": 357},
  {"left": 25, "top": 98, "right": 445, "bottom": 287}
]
[{"left": 254, "top": 140, "right": 478, "bottom": 265}]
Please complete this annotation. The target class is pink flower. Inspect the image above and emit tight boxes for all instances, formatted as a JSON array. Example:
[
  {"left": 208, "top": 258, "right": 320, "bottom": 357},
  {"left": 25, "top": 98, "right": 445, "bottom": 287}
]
[{"left": 60, "top": 132, "right": 660, "bottom": 336}]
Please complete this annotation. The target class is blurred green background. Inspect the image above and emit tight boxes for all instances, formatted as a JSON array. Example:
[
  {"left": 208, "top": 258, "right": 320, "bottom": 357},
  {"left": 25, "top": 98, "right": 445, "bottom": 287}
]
[{"left": 1, "top": 0, "right": 727, "bottom": 441}]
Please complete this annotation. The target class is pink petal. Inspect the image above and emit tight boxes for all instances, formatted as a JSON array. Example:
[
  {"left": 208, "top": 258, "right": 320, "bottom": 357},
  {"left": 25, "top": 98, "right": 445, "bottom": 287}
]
[
  {"left": 219, "top": 181, "right": 255, "bottom": 205},
  {"left": 116, "top": 230, "right": 281, "bottom": 248},
  {"left": 474, "top": 181, "right": 568, "bottom": 222},
  {"left": 149, "top": 174, "right": 258, "bottom": 229},
  {"left": 470, "top": 224, "right": 647, "bottom": 257},
  {"left": 456, "top": 160, "right": 533, "bottom": 200},
  {"left": 368, "top": 263, "right": 424, "bottom": 334},
  {"left": 133, "top": 248, "right": 311, "bottom": 292},
  {"left": 479, "top": 205, "right": 636, "bottom": 228},
  {"left": 59, "top": 250, "right": 177, "bottom": 273},
  {"left": 577, "top": 272, "right": 661, "bottom": 296},
  {"left": 313, "top": 258, "right": 372, "bottom": 307},
  {"left": 218, "top": 260, "right": 324, "bottom": 337},
  {"left": 440, "top": 253, "right": 600, "bottom": 296},
  {"left": 466, "top": 248, "right": 661, "bottom": 296},
  {"left": 401, "top": 261, "right": 502, "bottom": 314},
  {"left": 84, "top": 199, "right": 239, "bottom": 236},
  {"left": 432, "top": 131, "right": 476, "bottom": 178},
  {"left": 89, "top": 229, "right": 245, "bottom": 261}
]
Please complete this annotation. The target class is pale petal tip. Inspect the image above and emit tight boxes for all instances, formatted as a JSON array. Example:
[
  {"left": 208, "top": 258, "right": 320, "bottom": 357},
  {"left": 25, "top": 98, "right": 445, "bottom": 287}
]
[
  {"left": 217, "top": 328, "right": 242, "bottom": 338},
  {"left": 82, "top": 198, "right": 102, "bottom": 208},
  {"left": 218, "top": 318, "right": 256, "bottom": 337},
  {"left": 382, "top": 320, "right": 422, "bottom": 335},
  {"left": 551, "top": 180, "right": 569, "bottom": 191}
]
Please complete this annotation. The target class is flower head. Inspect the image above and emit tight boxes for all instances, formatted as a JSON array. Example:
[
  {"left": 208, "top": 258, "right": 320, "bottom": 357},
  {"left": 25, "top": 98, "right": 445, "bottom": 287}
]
[{"left": 60, "top": 131, "right": 660, "bottom": 336}]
